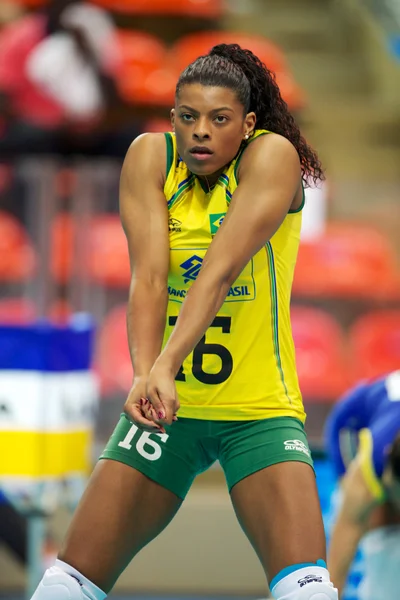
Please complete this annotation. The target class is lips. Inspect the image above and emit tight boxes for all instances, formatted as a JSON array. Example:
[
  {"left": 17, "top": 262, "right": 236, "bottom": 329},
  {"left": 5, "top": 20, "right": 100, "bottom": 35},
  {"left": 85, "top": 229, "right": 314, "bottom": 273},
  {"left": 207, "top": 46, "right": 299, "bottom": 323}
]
[{"left": 189, "top": 146, "right": 213, "bottom": 155}]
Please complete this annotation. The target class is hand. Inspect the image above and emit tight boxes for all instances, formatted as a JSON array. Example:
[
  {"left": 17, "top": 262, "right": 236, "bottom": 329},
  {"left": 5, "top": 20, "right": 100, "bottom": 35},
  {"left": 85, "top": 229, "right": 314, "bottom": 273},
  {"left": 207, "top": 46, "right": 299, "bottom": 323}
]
[
  {"left": 123, "top": 376, "right": 164, "bottom": 432},
  {"left": 147, "top": 359, "right": 180, "bottom": 426}
]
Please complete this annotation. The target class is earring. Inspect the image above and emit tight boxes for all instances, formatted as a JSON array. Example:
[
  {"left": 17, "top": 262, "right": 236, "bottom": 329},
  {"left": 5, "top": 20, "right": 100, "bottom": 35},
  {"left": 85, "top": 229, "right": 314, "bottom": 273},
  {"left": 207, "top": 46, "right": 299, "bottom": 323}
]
[{"left": 244, "top": 134, "right": 249, "bottom": 140}]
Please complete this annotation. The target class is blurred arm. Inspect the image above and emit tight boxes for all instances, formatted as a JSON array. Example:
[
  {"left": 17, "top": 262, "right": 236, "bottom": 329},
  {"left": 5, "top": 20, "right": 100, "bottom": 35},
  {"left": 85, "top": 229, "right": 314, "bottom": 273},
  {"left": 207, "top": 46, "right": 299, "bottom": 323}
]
[
  {"left": 328, "top": 450, "right": 379, "bottom": 595},
  {"left": 120, "top": 133, "right": 170, "bottom": 378}
]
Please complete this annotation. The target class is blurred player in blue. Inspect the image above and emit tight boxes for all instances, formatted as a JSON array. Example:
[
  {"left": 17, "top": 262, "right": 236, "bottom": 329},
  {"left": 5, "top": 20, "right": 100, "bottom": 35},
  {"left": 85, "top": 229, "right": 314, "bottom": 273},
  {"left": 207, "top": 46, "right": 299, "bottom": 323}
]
[{"left": 325, "top": 370, "right": 400, "bottom": 599}]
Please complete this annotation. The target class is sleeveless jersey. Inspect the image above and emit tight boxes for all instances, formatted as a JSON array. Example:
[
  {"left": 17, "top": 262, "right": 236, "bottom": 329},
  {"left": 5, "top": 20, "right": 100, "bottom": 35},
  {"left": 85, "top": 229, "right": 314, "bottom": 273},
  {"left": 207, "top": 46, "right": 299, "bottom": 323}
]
[{"left": 163, "top": 130, "right": 305, "bottom": 422}]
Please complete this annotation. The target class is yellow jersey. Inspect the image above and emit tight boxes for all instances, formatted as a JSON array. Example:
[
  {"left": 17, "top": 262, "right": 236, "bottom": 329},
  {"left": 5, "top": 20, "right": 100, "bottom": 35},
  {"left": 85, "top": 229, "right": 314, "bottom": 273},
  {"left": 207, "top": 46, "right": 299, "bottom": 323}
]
[{"left": 163, "top": 130, "right": 305, "bottom": 422}]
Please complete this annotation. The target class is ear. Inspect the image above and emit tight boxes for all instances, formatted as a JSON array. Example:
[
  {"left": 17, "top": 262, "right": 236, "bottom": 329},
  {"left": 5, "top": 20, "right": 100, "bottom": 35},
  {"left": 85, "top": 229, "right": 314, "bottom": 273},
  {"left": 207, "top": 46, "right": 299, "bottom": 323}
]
[
  {"left": 244, "top": 111, "right": 256, "bottom": 137},
  {"left": 170, "top": 109, "right": 175, "bottom": 132}
]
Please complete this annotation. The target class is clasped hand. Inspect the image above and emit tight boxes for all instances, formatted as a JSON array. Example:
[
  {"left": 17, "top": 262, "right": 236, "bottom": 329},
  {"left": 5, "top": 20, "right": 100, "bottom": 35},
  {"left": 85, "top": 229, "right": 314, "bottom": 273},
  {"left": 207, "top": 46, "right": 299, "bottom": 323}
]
[{"left": 124, "top": 359, "right": 180, "bottom": 433}]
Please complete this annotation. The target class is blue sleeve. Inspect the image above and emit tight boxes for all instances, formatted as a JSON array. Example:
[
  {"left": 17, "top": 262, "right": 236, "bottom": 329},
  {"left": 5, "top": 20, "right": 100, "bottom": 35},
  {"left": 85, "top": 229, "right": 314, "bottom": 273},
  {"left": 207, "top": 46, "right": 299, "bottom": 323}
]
[
  {"left": 369, "top": 406, "right": 400, "bottom": 477},
  {"left": 324, "top": 383, "right": 369, "bottom": 477}
]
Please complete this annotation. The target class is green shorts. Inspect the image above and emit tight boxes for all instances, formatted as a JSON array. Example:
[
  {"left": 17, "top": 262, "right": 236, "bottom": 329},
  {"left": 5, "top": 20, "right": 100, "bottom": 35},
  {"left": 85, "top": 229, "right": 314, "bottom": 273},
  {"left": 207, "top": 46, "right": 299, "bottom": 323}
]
[{"left": 100, "top": 415, "right": 314, "bottom": 500}]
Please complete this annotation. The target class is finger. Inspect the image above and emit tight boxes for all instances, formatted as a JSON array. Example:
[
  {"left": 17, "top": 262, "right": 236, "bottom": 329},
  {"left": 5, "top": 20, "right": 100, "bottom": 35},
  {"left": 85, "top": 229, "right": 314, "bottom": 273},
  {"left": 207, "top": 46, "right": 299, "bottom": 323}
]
[
  {"left": 147, "top": 387, "right": 167, "bottom": 422},
  {"left": 125, "top": 405, "right": 162, "bottom": 432},
  {"left": 143, "top": 401, "right": 167, "bottom": 434}
]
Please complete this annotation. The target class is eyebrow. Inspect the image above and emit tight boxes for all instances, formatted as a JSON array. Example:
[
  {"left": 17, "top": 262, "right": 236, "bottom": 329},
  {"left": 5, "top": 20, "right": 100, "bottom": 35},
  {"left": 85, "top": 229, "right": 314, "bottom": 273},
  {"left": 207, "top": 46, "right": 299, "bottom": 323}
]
[{"left": 178, "top": 105, "right": 235, "bottom": 114}]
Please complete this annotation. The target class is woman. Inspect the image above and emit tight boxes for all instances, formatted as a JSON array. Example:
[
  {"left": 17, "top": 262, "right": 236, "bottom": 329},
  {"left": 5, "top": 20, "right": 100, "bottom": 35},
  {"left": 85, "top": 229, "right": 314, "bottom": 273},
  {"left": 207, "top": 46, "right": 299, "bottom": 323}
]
[{"left": 31, "top": 44, "right": 338, "bottom": 600}]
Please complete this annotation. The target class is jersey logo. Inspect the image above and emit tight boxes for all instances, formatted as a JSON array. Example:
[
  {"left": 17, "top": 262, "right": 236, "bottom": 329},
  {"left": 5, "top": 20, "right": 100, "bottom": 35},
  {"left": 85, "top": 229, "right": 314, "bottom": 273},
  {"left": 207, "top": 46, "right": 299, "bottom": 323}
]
[
  {"left": 209, "top": 213, "right": 226, "bottom": 235},
  {"left": 169, "top": 217, "right": 182, "bottom": 233},
  {"left": 284, "top": 439, "right": 311, "bottom": 458},
  {"left": 180, "top": 255, "right": 203, "bottom": 284}
]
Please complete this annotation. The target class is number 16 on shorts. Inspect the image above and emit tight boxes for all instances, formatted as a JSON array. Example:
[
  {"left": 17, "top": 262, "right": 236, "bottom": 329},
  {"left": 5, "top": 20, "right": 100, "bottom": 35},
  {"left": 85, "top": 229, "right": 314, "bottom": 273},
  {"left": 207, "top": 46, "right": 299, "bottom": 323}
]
[{"left": 118, "top": 424, "right": 169, "bottom": 461}]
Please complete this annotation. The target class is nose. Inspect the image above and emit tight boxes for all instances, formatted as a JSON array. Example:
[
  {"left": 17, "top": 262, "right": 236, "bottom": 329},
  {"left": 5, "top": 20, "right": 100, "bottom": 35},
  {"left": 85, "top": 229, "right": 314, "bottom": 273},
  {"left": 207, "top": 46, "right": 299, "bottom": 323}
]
[{"left": 193, "top": 118, "right": 211, "bottom": 141}]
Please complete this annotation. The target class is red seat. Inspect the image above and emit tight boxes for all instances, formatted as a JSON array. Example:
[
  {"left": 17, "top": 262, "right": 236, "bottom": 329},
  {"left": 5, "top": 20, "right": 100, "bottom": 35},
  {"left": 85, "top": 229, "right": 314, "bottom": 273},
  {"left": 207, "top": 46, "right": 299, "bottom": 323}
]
[
  {"left": 293, "top": 222, "right": 399, "bottom": 300},
  {"left": 51, "top": 213, "right": 130, "bottom": 287},
  {"left": 291, "top": 306, "right": 349, "bottom": 401},
  {"left": 91, "top": 0, "right": 224, "bottom": 17},
  {"left": 170, "top": 32, "right": 306, "bottom": 110},
  {"left": 0, "top": 211, "right": 36, "bottom": 282},
  {"left": 349, "top": 311, "right": 400, "bottom": 382},
  {"left": 0, "top": 298, "right": 36, "bottom": 324},
  {"left": 95, "top": 304, "right": 132, "bottom": 395},
  {"left": 116, "top": 30, "right": 175, "bottom": 107}
]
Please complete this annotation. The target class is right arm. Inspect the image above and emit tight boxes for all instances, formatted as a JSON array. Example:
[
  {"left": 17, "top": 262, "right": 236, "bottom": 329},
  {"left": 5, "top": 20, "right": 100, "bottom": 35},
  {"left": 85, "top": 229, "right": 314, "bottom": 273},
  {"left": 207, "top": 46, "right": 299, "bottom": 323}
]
[
  {"left": 328, "top": 456, "right": 377, "bottom": 596},
  {"left": 120, "top": 133, "right": 170, "bottom": 427}
]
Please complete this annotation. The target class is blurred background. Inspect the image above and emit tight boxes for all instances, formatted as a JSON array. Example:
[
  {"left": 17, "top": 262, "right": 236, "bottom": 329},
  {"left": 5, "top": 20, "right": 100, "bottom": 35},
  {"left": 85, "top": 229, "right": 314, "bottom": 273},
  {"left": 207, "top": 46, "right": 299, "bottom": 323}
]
[{"left": 0, "top": 0, "right": 398, "bottom": 599}]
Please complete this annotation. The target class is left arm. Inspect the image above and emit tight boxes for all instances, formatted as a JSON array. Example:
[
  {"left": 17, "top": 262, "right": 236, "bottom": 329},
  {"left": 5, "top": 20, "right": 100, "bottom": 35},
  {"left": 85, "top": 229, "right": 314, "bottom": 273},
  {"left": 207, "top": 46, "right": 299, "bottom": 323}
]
[{"left": 148, "top": 134, "right": 300, "bottom": 419}]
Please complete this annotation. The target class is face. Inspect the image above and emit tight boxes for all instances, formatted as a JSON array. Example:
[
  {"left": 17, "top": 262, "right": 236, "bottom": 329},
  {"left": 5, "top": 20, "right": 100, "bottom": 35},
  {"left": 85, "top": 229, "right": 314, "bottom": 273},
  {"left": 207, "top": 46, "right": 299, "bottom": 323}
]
[
  {"left": 382, "top": 467, "right": 400, "bottom": 509},
  {"left": 171, "top": 84, "right": 256, "bottom": 180}
]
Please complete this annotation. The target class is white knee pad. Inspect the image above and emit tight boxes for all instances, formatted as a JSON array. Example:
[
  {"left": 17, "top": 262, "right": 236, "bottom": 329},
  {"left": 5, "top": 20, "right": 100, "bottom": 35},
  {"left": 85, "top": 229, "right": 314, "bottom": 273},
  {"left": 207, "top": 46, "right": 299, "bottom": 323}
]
[
  {"left": 271, "top": 566, "right": 338, "bottom": 600},
  {"left": 30, "top": 566, "right": 104, "bottom": 600}
]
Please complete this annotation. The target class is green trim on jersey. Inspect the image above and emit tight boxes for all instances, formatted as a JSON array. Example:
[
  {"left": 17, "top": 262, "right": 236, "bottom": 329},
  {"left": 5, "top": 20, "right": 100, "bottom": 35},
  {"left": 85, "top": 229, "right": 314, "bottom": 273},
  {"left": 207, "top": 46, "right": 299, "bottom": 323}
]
[
  {"left": 266, "top": 242, "right": 291, "bottom": 403},
  {"left": 167, "top": 175, "right": 195, "bottom": 209},
  {"left": 288, "top": 182, "right": 305, "bottom": 214},
  {"left": 164, "top": 132, "right": 174, "bottom": 180}
]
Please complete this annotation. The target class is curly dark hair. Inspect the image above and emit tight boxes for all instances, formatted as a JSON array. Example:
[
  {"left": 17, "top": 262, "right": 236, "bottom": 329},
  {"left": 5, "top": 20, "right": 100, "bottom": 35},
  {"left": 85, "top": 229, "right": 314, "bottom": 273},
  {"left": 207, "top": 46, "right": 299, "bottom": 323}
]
[{"left": 176, "top": 43, "right": 324, "bottom": 187}]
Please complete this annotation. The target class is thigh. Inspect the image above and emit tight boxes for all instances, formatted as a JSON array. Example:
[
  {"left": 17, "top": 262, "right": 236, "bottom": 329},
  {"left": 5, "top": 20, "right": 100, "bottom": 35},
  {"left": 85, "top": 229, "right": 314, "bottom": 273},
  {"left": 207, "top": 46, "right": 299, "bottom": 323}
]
[
  {"left": 59, "top": 415, "right": 208, "bottom": 593},
  {"left": 59, "top": 460, "right": 181, "bottom": 593},
  {"left": 230, "top": 461, "right": 326, "bottom": 584}
]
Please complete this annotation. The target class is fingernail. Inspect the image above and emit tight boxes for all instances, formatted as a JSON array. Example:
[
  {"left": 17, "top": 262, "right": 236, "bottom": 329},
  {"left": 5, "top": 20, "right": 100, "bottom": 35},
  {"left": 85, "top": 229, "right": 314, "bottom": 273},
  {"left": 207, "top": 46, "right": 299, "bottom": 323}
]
[{"left": 158, "top": 411, "right": 165, "bottom": 419}]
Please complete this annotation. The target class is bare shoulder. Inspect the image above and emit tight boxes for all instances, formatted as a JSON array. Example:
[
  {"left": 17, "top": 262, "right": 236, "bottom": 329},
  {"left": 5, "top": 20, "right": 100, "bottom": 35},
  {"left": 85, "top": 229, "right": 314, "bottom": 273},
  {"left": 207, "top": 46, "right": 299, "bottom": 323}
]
[
  {"left": 123, "top": 132, "right": 167, "bottom": 183},
  {"left": 238, "top": 132, "right": 300, "bottom": 178}
]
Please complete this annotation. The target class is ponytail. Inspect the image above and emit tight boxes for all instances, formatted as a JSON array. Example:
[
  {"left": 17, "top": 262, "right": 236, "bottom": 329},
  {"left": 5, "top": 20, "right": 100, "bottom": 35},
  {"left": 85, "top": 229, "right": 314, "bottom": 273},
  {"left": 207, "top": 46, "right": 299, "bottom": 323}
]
[{"left": 176, "top": 43, "right": 324, "bottom": 186}]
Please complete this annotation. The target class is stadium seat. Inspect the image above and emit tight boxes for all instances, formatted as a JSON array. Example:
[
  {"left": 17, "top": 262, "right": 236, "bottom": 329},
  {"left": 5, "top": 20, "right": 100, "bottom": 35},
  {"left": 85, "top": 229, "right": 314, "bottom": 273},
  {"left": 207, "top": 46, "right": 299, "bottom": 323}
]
[
  {"left": 91, "top": 0, "right": 224, "bottom": 18},
  {"left": 51, "top": 213, "right": 130, "bottom": 287},
  {"left": 349, "top": 311, "right": 400, "bottom": 382},
  {"left": 115, "top": 30, "right": 175, "bottom": 106},
  {"left": 95, "top": 303, "right": 132, "bottom": 395},
  {"left": 291, "top": 306, "right": 349, "bottom": 401},
  {"left": 0, "top": 211, "right": 36, "bottom": 282},
  {"left": 170, "top": 32, "right": 306, "bottom": 110},
  {"left": 87, "top": 214, "right": 131, "bottom": 287},
  {"left": 0, "top": 298, "right": 36, "bottom": 324},
  {"left": 293, "top": 222, "right": 399, "bottom": 300}
]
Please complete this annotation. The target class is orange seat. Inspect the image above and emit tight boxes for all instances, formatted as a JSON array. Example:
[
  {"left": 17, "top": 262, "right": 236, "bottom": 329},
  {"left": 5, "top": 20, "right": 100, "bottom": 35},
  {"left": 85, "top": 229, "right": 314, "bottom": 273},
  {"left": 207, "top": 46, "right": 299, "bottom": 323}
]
[
  {"left": 87, "top": 214, "right": 131, "bottom": 287},
  {"left": 170, "top": 32, "right": 306, "bottom": 110},
  {"left": 95, "top": 304, "right": 132, "bottom": 395},
  {"left": 0, "top": 211, "right": 36, "bottom": 282},
  {"left": 51, "top": 213, "right": 130, "bottom": 287},
  {"left": 293, "top": 222, "right": 399, "bottom": 300},
  {"left": 91, "top": 0, "right": 224, "bottom": 17},
  {"left": 116, "top": 30, "right": 175, "bottom": 106},
  {"left": 349, "top": 311, "right": 400, "bottom": 382},
  {"left": 0, "top": 298, "right": 36, "bottom": 324},
  {"left": 291, "top": 306, "right": 349, "bottom": 401}
]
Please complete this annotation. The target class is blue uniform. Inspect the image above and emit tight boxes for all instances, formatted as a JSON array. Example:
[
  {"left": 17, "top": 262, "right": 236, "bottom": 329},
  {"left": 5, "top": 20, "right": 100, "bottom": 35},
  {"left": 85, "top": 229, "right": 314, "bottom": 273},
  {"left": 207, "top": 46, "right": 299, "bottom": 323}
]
[{"left": 325, "top": 371, "right": 400, "bottom": 501}]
